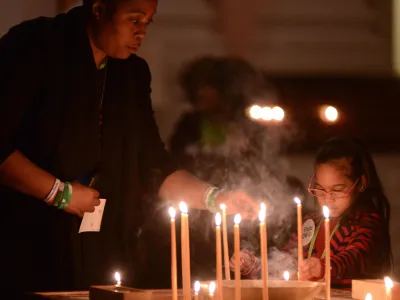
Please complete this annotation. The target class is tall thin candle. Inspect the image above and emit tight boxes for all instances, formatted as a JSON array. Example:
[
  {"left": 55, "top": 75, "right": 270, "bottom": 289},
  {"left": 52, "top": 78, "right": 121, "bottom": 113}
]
[
  {"left": 259, "top": 207, "right": 269, "bottom": 300},
  {"left": 220, "top": 204, "right": 231, "bottom": 280},
  {"left": 215, "top": 213, "right": 224, "bottom": 300},
  {"left": 234, "top": 214, "right": 241, "bottom": 300},
  {"left": 323, "top": 206, "right": 330, "bottom": 300},
  {"left": 384, "top": 277, "right": 393, "bottom": 300},
  {"left": 294, "top": 197, "right": 303, "bottom": 279},
  {"left": 169, "top": 207, "right": 178, "bottom": 300},
  {"left": 180, "top": 202, "right": 191, "bottom": 300}
]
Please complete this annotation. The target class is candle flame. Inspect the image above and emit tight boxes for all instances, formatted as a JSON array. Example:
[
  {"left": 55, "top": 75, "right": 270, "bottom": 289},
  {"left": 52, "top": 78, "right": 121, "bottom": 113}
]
[
  {"left": 365, "top": 293, "right": 372, "bottom": 300},
  {"left": 215, "top": 213, "right": 222, "bottom": 226},
  {"left": 220, "top": 203, "right": 226, "bottom": 210},
  {"left": 294, "top": 197, "right": 301, "bottom": 205},
  {"left": 234, "top": 214, "right": 241, "bottom": 225},
  {"left": 194, "top": 281, "right": 200, "bottom": 293},
  {"left": 179, "top": 201, "right": 188, "bottom": 214},
  {"left": 384, "top": 276, "right": 394, "bottom": 289},
  {"left": 209, "top": 282, "right": 216, "bottom": 295},
  {"left": 260, "top": 202, "right": 266, "bottom": 212},
  {"left": 168, "top": 207, "right": 176, "bottom": 219},
  {"left": 323, "top": 206, "right": 330, "bottom": 219},
  {"left": 115, "top": 272, "right": 121, "bottom": 285},
  {"left": 258, "top": 209, "right": 266, "bottom": 222},
  {"left": 283, "top": 271, "right": 290, "bottom": 281}
]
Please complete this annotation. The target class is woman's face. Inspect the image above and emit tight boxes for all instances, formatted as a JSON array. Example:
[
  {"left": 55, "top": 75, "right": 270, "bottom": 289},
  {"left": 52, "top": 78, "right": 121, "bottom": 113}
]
[
  {"left": 314, "top": 159, "right": 358, "bottom": 218},
  {"left": 93, "top": 0, "right": 157, "bottom": 59}
]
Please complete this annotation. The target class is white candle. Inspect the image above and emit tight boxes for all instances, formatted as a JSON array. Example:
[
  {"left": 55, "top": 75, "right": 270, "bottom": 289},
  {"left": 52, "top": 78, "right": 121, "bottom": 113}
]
[
  {"left": 259, "top": 207, "right": 268, "bottom": 300},
  {"left": 220, "top": 204, "right": 231, "bottom": 280},
  {"left": 209, "top": 281, "right": 216, "bottom": 300},
  {"left": 384, "top": 276, "right": 394, "bottom": 300},
  {"left": 215, "top": 213, "right": 224, "bottom": 300},
  {"left": 365, "top": 293, "right": 373, "bottom": 300},
  {"left": 114, "top": 272, "right": 121, "bottom": 287},
  {"left": 234, "top": 214, "right": 242, "bottom": 300},
  {"left": 194, "top": 281, "right": 200, "bottom": 300},
  {"left": 180, "top": 202, "right": 191, "bottom": 300},
  {"left": 283, "top": 271, "right": 290, "bottom": 282},
  {"left": 323, "top": 206, "right": 330, "bottom": 300},
  {"left": 169, "top": 207, "right": 178, "bottom": 300},
  {"left": 294, "top": 197, "right": 303, "bottom": 279}
]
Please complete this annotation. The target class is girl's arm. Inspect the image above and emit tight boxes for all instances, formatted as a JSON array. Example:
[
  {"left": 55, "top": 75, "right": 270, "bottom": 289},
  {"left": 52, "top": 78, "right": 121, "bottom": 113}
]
[{"left": 328, "top": 212, "right": 384, "bottom": 279}]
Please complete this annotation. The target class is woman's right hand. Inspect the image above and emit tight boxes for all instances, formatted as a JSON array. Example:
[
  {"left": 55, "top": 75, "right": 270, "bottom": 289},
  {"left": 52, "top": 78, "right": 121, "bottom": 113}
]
[{"left": 64, "top": 181, "right": 101, "bottom": 217}]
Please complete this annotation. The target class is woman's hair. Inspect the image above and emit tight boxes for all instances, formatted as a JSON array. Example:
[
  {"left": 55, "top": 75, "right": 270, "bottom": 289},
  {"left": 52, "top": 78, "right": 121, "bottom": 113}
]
[
  {"left": 314, "top": 136, "right": 392, "bottom": 272},
  {"left": 178, "top": 56, "right": 265, "bottom": 114}
]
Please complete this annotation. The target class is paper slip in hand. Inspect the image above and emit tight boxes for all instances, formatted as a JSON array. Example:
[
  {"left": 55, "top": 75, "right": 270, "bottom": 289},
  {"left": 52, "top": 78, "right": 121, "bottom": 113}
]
[{"left": 79, "top": 199, "right": 106, "bottom": 233}]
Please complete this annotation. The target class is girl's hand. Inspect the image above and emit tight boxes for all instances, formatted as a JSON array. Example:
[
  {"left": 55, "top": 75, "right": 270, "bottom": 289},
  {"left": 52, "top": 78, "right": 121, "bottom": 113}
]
[{"left": 299, "top": 257, "right": 322, "bottom": 280}]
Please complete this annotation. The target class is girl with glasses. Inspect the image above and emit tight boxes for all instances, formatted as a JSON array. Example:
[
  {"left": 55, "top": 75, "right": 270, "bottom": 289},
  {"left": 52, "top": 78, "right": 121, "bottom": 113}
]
[{"left": 284, "top": 136, "right": 392, "bottom": 288}]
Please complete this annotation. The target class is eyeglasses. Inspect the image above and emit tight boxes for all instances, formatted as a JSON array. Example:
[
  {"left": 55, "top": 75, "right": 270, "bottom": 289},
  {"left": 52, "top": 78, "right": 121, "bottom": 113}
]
[{"left": 307, "top": 173, "right": 359, "bottom": 199}]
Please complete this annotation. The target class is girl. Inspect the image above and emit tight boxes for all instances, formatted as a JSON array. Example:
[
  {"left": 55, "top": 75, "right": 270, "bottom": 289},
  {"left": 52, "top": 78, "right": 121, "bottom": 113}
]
[{"left": 285, "top": 136, "right": 392, "bottom": 288}]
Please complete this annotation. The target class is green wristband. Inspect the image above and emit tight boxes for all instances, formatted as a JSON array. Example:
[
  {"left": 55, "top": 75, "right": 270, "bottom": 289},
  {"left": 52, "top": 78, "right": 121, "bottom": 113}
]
[
  {"left": 204, "top": 186, "right": 220, "bottom": 213},
  {"left": 58, "top": 182, "right": 72, "bottom": 210},
  {"left": 53, "top": 182, "right": 65, "bottom": 208}
]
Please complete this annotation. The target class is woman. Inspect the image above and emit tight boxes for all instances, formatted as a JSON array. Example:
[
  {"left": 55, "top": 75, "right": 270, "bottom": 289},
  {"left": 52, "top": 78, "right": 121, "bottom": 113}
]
[{"left": 0, "top": 0, "right": 258, "bottom": 292}]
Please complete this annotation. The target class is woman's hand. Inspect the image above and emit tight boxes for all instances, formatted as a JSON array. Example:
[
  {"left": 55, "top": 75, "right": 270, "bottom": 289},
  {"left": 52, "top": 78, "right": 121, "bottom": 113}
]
[
  {"left": 299, "top": 257, "right": 322, "bottom": 280},
  {"left": 64, "top": 181, "right": 101, "bottom": 217},
  {"left": 216, "top": 190, "right": 259, "bottom": 220}
]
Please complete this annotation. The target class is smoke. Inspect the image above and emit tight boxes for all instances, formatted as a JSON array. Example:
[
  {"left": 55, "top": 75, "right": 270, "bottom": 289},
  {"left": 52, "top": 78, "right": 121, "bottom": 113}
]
[{"left": 268, "top": 247, "right": 297, "bottom": 279}]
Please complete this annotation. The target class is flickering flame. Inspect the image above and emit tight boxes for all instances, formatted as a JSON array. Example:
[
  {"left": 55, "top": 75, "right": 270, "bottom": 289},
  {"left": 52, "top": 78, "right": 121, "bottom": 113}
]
[
  {"left": 179, "top": 201, "right": 188, "bottom": 214},
  {"left": 115, "top": 272, "right": 121, "bottom": 286},
  {"left": 194, "top": 281, "right": 200, "bottom": 294},
  {"left": 294, "top": 197, "right": 301, "bottom": 205},
  {"left": 384, "top": 276, "right": 394, "bottom": 290},
  {"left": 209, "top": 282, "right": 216, "bottom": 295},
  {"left": 215, "top": 213, "right": 222, "bottom": 226},
  {"left": 234, "top": 214, "right": 241, "bottom": 225},
  {"left": 249, "top": 105, "right": 263, "bottom": 119},
  {"left": 283, "top": 271, "right": 290, "bottom": 281},
  {"left": 220, "top": 203, "right": 226, "bottom": 210},
  {"left": 365, "top": 293, "right": 372, "bottom": 300},
  {"left": 272, "top": 106, "right": 285, "bottom": 121},
  {"left": 323, "top": 206, "right": 330, "bottom": 219},
  {"left": 260, "top": 202, "right": 266, "bottom": 212},
  {"left": 168, "top": 207, "right": 176, "bottom": 219},
  {"left": 259, "top": 209, "right": 266, "bottom": 223}
]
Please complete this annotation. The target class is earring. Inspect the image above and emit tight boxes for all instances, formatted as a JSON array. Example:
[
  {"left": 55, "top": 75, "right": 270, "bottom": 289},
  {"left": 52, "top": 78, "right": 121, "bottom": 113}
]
[{"left": 360, "top": 186, "right": 365, "bottom": 192}]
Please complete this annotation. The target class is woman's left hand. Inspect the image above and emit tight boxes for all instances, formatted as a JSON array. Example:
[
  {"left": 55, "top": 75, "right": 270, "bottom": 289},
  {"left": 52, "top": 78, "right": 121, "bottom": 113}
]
[
  {"left": 299, "top": 257, "right": 322, "bottom": 280},
  {"left": 216, "top": 190, "right": 260, "bottom": 220}
]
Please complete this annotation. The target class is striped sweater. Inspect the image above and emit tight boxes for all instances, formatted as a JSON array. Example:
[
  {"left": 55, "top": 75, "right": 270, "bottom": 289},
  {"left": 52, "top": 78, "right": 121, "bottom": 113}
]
[{"left": 284, "top": 210, "right": 390, "bottom": 288}]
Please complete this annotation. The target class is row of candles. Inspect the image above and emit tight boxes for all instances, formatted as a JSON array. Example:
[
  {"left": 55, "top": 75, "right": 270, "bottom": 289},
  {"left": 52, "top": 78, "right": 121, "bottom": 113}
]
[{"left": 112, "top": 197, "right": 394, "bottom": 300}]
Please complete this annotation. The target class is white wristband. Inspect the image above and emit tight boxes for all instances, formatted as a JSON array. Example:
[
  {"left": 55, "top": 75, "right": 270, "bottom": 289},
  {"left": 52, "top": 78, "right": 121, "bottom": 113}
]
[{"left": 44, "top": 179, "right": 61, "bottom": 203}]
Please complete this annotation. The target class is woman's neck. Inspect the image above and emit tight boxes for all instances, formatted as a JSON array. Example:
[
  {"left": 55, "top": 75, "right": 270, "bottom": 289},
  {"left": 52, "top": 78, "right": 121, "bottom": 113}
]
[{"left": 87, "top": 24, "right": 107, "bottom": 69}]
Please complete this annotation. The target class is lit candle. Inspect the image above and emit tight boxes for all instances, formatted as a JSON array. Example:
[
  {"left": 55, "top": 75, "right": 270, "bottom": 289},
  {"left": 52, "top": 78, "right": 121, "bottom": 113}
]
[
  {"left": 169, "top": 207, "right": 178, "bottom": 300},
  {"left": 220, "top": 204, "right": 231, "bottom": 280},
  {"left": 215, "top": 213, "right": 224, "bottom": 300},
  {"left": 259, "top": 206, "right": 269, "bottom": 300},
  {"left": 365, "top": 293, "right": 373, "bottom": 300},
  {"left": 234, "top": 214, "right": 241, "bottom": 300},
  {"left": 323, "top": 206, "right": 330, "bottom": 300},
  {"left": 194, "top": 281, "right": 200, "bottom": 300},
  {"left": 294, "top": 197, "right": 303, "bottom": 279},
  {"left": 180, "top": 202, "right": 191, "bottom": 300},
  {"left": 283, "top": 271, "right": 290, "bottom": 281},
  {"left": 115, "top": 272, "right": 121, "bottom": 287},
  {"left": 384, "top": 276, "right": 393, "bottom": 300},
  {"left": 209, "top": 281, "right": 216, "bottom": 300}
]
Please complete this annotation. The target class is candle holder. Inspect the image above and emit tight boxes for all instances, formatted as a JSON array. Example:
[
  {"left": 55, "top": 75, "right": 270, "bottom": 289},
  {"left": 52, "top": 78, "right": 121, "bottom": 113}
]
[{"left": 352, "top": 279, "right": 399, "bottom": 300}]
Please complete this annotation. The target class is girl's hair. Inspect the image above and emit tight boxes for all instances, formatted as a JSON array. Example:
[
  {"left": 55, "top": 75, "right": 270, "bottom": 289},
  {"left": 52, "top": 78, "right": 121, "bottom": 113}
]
[{"left": 314, "top": 136, "right": 392, "bottom": 273}]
